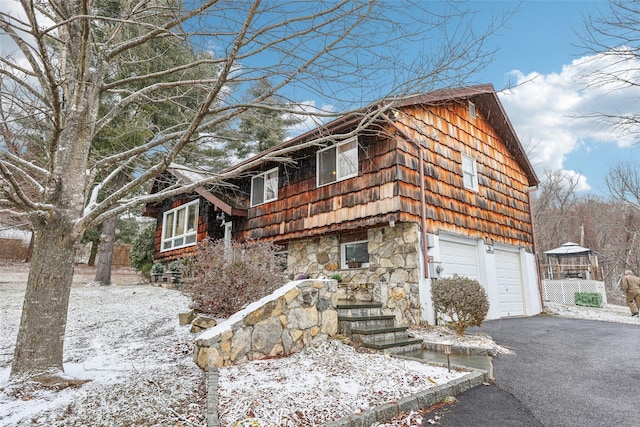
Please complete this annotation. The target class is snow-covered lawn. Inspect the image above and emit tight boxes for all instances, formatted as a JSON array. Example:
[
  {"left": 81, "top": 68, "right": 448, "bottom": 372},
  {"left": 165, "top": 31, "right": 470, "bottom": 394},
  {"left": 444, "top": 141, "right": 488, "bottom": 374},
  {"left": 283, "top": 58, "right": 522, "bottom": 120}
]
[{"left": 1, "top": 264, "right": 637, "bottom": 426}]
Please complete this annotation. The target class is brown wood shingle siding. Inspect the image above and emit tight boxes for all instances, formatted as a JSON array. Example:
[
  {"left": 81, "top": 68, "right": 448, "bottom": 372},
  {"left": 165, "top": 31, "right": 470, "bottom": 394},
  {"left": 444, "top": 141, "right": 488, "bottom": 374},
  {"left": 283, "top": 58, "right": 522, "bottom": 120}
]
[
  {"left": 235, "top": 137, "right": 401, "bottom": 243},
  {"left": 232, "top": 99, "right": 534, "bottom": 249},
  {"left": 394, "top": 103, "right": 533, "bottom": 248}
]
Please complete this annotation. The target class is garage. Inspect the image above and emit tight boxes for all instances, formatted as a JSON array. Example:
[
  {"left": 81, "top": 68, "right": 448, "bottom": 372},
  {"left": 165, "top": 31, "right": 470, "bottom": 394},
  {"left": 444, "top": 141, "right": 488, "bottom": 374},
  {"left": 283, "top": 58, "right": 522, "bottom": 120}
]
[
  {"left": 438, "top": 234, "right": 528, "bottom": 319},
  {"left": 494, "top": 248, "right": 525, "bottom": 317}
]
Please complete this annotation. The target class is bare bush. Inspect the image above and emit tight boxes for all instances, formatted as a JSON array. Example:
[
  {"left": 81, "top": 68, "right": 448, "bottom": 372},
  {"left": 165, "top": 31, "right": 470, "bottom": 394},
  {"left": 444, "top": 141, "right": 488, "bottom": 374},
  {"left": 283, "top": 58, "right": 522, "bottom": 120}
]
[
  {"left": 432, "top": 275, "right": 489, "bottom": 336},
  {"left": 181, "top": 239, "right": 287, "bottom": 317}
]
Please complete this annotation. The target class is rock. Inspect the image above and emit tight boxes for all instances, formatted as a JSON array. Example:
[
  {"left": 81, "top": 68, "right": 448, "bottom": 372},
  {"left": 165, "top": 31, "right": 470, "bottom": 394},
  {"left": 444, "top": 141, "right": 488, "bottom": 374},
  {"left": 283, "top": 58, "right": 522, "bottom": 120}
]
[
  {"left": 192, "top": 315, "right": 217, "bottom": 330},
  {"left": 252, "top": 317, "right": 283, "bottom": 354},
  {"left": 178, "top": 310, "right": 195, "bottom": 326}
]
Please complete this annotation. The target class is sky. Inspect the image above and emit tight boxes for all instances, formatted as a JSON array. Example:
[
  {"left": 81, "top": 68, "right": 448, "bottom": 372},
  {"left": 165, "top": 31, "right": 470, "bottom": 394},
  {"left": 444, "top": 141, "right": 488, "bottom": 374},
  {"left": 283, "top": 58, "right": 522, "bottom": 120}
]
[
  {"left": 2, "top": 0, "right": 638, "bottom": 197},
  {"left": 457, "top": 0, "right": 640, "bottom": 196}
]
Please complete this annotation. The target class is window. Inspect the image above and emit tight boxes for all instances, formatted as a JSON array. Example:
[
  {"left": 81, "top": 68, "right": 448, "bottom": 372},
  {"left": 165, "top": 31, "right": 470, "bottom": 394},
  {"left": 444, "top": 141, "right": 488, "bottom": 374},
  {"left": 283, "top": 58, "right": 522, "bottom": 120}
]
[
  {"left": 317, "top": 137, "right": 358, "bottom": 186},
  {"left": 469, "top": 101, "right": 476, "bottom": 119},
  {"left": 462, "top": 153, "right": 478, "bottom": 191},
  {"left": 161, "top": 200, "right": 199, "bottom": 251},
  {"left": 341, "top": 240, "right": 370, "bottom": 269},
  {"left": 251, "top": 168, "right": 278, "bottom": 206}
]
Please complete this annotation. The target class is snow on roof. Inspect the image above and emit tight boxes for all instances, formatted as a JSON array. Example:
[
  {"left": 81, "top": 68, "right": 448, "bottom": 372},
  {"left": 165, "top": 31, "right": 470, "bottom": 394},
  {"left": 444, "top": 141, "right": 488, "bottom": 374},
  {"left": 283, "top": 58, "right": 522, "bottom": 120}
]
[
  {"left": 544, "top": 242, "right": 595, "bottom": 255},
  {"left": 167, "top": 163, "right": 212, "bottom": 183}
]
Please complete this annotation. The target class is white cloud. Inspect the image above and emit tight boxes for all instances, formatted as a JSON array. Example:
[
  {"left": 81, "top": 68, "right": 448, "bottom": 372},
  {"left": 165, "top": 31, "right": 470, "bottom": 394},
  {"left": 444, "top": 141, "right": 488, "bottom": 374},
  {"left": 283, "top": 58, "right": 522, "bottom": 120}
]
[
  {"left": 498, "top": 49, "right": 640, "bottom": 191},
  {"left": 286, "top": 100, "right": 335, "bottom": 139}
]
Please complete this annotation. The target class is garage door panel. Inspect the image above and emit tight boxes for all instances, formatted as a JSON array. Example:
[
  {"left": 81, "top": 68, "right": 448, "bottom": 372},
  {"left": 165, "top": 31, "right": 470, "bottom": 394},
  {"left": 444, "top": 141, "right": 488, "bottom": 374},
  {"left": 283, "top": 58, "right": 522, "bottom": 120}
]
[
  {"left": 495, "top": 249, "right": 524, "bottom": 317},
  {"left": 440, "top": 240, "right": 479, "bottom": 280}
]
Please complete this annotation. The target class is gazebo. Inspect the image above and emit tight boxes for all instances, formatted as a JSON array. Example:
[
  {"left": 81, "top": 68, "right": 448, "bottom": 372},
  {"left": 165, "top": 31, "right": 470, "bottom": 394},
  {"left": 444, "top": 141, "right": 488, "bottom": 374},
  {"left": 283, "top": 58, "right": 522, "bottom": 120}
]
[{"left": 542, "top": 242, "right": 602, "bottom": 281}]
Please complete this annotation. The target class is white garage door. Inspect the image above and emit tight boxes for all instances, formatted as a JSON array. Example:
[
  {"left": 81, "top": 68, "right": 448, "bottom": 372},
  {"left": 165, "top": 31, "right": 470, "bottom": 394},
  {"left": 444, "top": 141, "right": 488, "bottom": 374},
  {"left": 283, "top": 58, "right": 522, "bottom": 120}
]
[
  {"left": 440, "top": 238, "right": 479, "bottom": 280},
  {"left": 495, "top": 248, "right": 524, "bottom": 317}
]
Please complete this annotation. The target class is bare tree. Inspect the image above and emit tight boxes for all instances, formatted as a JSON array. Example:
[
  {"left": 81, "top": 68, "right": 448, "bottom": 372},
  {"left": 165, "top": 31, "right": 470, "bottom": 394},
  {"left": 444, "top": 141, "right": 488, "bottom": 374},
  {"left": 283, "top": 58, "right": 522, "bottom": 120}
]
[
  {"left": 578, "top": 0, "right": 640, "bottom": 139},
  {"left": 531, "top": 169, "right": 581, "bottom": 256},
  {"left": 1, "top": 0, "right": 504, "bottom": 384}
]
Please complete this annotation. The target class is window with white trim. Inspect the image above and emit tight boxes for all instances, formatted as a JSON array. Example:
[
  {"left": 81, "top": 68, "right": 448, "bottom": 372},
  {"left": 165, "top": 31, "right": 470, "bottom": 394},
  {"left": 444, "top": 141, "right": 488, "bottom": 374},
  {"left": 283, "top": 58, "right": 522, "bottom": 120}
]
[
  {"left": 341, "top": 239, "right": 370, "bottom": 269},
  {"left": 469, "top": 100, "right": 476, "bottom": 119},
  {"left": 251, "top": 168, "right": 279, "bottom": 206},
  {"left": 462, "top": 153, "right": 479, "bottom": 191},
  {"left": 161, "top": 200, "right": 199, "bottom": 251},
  {"left": 317, "top": 137, "right": 358, "bottom": 186}
]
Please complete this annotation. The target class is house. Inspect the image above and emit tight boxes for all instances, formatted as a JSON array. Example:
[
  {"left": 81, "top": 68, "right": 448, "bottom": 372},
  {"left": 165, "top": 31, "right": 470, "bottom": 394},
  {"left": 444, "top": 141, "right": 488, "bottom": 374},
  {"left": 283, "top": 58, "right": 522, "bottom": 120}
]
[{"left": 143, "top": 84, "right": 543, "bottom": 325}]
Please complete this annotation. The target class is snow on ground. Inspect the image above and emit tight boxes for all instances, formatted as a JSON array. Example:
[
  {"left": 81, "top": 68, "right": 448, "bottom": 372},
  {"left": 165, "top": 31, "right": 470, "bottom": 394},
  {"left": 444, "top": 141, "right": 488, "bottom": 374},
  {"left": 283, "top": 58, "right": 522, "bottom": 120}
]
[
  {"left": 543, "top": 301, "right": 640, "bottom": 324},
  {"left": 1, "top": 263, "right": 638, "bottom": 426}
]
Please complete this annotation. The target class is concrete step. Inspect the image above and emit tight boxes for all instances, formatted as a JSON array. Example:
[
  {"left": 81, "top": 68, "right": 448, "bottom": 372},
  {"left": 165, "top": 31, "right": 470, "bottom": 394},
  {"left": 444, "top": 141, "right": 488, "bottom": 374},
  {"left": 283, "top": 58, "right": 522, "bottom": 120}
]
[
  {"left": 350, "top": 326, "right": 412, "bottom": 344},
  {"left": 336, "top": 300, "right": 382, "bottom": 318},
  {"left": 362, "top": 337, "right": 424, "bottom": 354},
  {"left": 337, "top": 315, "right": 396, "bottom": 334}
]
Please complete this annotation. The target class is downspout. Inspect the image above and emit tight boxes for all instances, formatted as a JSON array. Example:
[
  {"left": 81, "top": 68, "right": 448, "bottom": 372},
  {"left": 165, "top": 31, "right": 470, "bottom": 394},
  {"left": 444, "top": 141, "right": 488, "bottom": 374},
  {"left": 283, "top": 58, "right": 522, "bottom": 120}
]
[
  {"left": 419, "top": 139, "right": 430, "bottom": 278},
  {"left": 527, "top": 186, "right": 544, "bottom": 309},
  {"left": 381, "top": 112, "right": 430, "bottom": 278}
]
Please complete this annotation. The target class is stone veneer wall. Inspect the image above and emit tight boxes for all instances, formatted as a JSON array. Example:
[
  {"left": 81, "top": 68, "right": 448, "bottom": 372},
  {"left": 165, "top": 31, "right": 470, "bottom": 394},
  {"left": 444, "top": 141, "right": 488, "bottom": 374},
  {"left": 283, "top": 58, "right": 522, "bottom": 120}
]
[
  {"left": 193, "top": 279, "right": 338, "bottom": 370},
  {"left": 288, "top": 222, "right": 422, "bottom": 325}
]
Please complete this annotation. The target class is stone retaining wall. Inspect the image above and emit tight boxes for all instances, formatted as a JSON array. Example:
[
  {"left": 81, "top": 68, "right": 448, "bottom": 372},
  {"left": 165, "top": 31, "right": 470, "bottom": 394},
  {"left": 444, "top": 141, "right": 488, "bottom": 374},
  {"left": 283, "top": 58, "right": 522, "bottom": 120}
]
[
  {"left": 193, "top": 279, "right": 338, "bottom": 370},
  {"left": 288, "top": 223, "right": 422, "bottom": 325}
]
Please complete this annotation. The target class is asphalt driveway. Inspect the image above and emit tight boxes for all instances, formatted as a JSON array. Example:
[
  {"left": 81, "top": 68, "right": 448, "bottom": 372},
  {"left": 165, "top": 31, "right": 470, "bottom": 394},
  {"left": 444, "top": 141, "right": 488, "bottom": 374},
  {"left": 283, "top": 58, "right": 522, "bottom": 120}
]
[{"left": 426, "top": 316, "right": 640, "bottom": 427}]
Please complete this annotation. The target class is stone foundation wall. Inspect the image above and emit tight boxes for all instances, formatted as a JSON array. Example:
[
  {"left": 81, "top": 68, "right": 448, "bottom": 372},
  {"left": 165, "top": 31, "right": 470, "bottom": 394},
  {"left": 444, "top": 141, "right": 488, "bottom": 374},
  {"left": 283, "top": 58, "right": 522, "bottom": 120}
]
[
  {"left": 193, "top": 279, "right": 338, "bottom": 370},
  {"left": 288, "top": 223, "right": 422, "bottom": 325}
]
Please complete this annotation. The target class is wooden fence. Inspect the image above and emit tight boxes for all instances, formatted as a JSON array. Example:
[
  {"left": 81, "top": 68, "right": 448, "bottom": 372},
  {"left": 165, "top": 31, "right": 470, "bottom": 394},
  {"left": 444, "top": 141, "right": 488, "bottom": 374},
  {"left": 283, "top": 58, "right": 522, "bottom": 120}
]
[{"left": 0, "top": 238, "right": 28, "bottom": 260}]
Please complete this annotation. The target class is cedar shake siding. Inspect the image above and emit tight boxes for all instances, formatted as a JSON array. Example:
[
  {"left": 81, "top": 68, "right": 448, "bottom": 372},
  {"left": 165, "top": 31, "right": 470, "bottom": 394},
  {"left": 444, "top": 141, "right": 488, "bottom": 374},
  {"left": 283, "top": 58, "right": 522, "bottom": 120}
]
[
  {"left": 393, "top": 102, "right": 534, "bottom": 249},
  {"left": 230, "top": 86, "right": 536, "bottom": 251}
]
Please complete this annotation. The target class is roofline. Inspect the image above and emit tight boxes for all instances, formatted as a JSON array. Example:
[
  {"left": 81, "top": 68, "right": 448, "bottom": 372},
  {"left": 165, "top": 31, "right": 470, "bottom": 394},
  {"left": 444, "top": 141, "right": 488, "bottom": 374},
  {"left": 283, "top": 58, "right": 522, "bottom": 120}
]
[{"left": 225, "top": 84, "right": 538, "bottom": 186}]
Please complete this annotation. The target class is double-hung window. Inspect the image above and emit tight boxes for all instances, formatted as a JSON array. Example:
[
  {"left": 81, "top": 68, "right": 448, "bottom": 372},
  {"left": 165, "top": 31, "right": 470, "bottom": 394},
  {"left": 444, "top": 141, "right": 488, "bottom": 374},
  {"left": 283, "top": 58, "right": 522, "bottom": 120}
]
[
  {"left": 161, "top": 200, "right": 199, "bottom": 251},
  {"left": 317, "top": 137, "right": 358, "bottom": 186},
  {"left": 251, "top": 168, "right": 279, "bottom": 206},
  {"left": 462, "top": 153, "right": 479, "bottom": 191}
]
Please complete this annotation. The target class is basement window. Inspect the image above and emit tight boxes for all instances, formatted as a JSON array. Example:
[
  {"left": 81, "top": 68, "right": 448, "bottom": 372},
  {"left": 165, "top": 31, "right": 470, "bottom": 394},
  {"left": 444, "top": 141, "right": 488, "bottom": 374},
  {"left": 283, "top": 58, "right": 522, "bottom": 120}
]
[
  {"left": 340, "top": 232, "right": 370, "bottom": 269},
  {"left": 462, "top": 153, "right": 479, "bottom": 191},
  {"left": 251, "top": 168, "right": 279, "bottom": 206},
  {"left": 161, "top": 200, "right": 199, "bottom": 251},
  {"left": 317, "top": 137, "right": 358, "bottom": 186}
]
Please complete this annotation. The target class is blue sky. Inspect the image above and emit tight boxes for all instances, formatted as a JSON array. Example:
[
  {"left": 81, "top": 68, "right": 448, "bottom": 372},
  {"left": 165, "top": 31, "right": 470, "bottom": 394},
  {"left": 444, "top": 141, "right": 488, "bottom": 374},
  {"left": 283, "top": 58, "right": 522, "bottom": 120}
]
[
  {"left": 465, "top": 0, "right": 640, "bottom": 196},
  {"left": 280, "top": 0, "right": 640, "bottom": 197},
  {"left": 2, "top": 0, "right": 638, "bottom": 197}
]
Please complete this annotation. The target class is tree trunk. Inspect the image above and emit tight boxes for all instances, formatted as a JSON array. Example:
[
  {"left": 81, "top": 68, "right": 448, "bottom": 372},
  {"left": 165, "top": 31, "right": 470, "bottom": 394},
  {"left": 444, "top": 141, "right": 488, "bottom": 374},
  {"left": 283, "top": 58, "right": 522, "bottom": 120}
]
[
  {"left": 25, "top": 230, "right": 34, "bottom": 262},
  {"left": 87, "top": 240, "right": 98, "bottom": 267},
  {"left": 11, "top": 218, "right": 76, "bottom": 380},
  {"left": 93, "top": 216, "right": 116, "bottom": 285}
]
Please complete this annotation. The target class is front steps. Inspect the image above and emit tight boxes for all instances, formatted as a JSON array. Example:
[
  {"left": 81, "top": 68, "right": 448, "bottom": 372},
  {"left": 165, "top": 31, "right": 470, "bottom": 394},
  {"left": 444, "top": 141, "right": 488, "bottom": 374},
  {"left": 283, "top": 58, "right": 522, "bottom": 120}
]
[{"left": 336, "top": 300, "right": 423, "bottom": 354}]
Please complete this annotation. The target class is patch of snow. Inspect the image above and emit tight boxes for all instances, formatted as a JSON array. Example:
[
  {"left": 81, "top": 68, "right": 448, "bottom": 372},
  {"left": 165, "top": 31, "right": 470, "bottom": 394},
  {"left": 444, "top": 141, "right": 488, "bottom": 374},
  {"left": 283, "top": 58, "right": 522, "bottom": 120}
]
[
  {"left": 543, "top": 301, "right": 640, "bottom": 324},
  {"left": 198, "top": 279, "right": 302, "bottom": 341},
  {"left": 2, "top": 265, "right": 637, "bottom": 426}
]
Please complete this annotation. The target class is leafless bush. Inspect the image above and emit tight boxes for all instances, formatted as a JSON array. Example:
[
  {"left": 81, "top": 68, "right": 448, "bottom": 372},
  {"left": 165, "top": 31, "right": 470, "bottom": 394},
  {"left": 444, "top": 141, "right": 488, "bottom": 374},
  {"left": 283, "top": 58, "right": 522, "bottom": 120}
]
[
  {"left": 432, "top": 275, "right": 489, "bottom": 336},
  {"left": 181, "top": 239, "right": 287, "bottom": 317}
]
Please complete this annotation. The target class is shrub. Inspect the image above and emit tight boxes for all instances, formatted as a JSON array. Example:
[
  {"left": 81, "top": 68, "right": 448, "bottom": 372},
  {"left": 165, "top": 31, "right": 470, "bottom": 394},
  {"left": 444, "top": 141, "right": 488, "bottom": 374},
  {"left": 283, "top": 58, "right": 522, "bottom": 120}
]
[
  {"left": 431, "top": 275, "right": 489, "bottom": 336},
  {"left": 181, "top": 239, "right": 287, "bottom": 317},
  {"left": 130, "top": 224, "right": 156, "bottom": 272},
  {"left": 151, "top": 262, "right": 164, "bottom": 275}
]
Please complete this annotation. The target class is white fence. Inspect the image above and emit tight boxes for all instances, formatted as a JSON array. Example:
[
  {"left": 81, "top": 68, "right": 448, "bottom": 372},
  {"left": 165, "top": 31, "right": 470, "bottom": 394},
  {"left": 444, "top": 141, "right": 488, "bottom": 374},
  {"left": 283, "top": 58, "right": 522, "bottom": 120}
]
[{"left": 541, "top": 279, "right": 607, "bottom": 305}]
